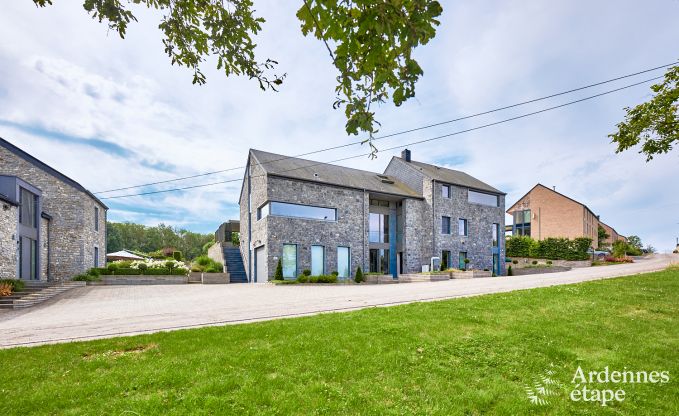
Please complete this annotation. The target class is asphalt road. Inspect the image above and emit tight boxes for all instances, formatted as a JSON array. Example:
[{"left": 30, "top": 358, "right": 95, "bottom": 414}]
[{"left": 0, "top": 254, "right": 675, "bottom": 348}]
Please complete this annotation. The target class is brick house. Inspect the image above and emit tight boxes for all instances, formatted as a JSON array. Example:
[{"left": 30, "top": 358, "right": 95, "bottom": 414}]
[
  {"left": 507, "top": 183, "right": 625, "bottom": 249},
  {"left": 0, "top": 137, "right": 107, "bottom": 281},
  {"left": 239, "top": 148, "right": 505, "bottom": 282}
]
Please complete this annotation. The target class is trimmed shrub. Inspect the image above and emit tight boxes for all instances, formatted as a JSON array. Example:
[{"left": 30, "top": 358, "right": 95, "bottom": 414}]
[
  {"left": 297, "top": 275, "right": 309, "bottom": 283},
  {"left": 72, "top": 273, "right": 100, "bottom": 282},
  {"left": 274, "top": 259, "right": 283, "bottom": 280},
  {"left": 354, "top": 266, "right": 364, "bottom": 283},
  {"left": 195, "top": 255, "right": 212, "bottom": 266},
  {"left": 173, "top": 251, "right": 182, "bottom": 261},
  {"left": 506, "top": 235, "right": 537, "bottom": 257},
  {"left": 107, "top": 263, "right": 119, "bottom": 271},
  {"left": 302, "top": 269, "right": 311, "bottom": 276},
  {"left": 507, "top": 266, "right": 513, "bottom": 276},
  {"left": 137, "top": 263, "right": 148, "bottom": 271},
  {"left": 331, "top": 271, "right": 339, "bottom": 277}
]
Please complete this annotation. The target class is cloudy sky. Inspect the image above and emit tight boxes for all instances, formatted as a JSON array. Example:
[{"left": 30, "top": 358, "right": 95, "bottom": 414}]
[{"left": 1, "top": 1, "right": 677, "bottom": 250}]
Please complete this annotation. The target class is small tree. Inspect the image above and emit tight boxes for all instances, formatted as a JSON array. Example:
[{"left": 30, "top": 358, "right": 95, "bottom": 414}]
[
  {"left": 274, "top": 259, "right": 283, "bottom": 280},
  {"left": 507, "top": 265, "right": 513, "bottom": 276},
  {"left": 173, "top": 251, "right": 182, "bottom": 261},
  {"left": 463, "top": 258, "right": 470, "bottom": 270},
  {"left": 354, "top": 266, "right": 364, "bottom": 283},
  {"left": 597, "top": 224, "right": 610, "bottom": 249}
]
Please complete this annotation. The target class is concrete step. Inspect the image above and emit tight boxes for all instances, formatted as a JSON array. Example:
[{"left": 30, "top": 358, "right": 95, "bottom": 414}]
[{"left": 0, "top": 281, "right": 86, "bottom": 309}]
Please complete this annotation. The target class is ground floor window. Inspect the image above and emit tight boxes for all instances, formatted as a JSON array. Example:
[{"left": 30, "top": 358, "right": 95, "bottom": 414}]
[
  {"left": 459, "top": 251, "right": 467, "bottom": 270},
  {"left": 337, "top": 246, "right": 350, "bottom": 279},
  {"left": 493, "top": 253, "right": 499, "bottom": 276},
  {"left": 311, "top": 245, "right": 325, "bottom": 276},
  {"left": 282, "top": 244, "right": 297, "bottom": 279},
  {"left": 441, "top": 250, "right": 451, "bottom": 270},
  {"left": 369, "top": 248, "right": 390, "bottom": 274}
]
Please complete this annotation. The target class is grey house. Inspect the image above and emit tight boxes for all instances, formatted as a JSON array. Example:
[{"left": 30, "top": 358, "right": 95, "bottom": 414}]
[
  {"left": 239, "top": 149, "right": 505, "bottom": 282},
  {"left": 0, "top": 137, "right": 107, "bottom": 281}
]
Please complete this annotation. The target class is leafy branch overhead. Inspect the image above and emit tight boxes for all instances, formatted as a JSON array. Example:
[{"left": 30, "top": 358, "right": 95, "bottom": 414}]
[
  {"left": 32, "top": 0, "right": 442, "bottom": 140},
  {"left": 609, "top": 63, "right": 679, "bottom": 161}
]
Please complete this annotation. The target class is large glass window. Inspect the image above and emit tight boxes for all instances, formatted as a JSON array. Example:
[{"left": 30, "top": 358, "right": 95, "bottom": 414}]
[
  {"left": 337, "top": 246, "right": 350, "bottom": 279},
  {"left": 442, "top": 185, "right": 450, "bottom": 198},
  {"left": 282, "top": 244, "right": 297, "bottom": 279},
  {"left": 458, "top": 218, "right": 468, "bottom": 236},
  {"left": 259, "top": 202, "right": 336, "bottom": 221},
  {"left": 369, "top": 248, "right": 390, "bottom": 274},
  {"left": 369, "top": 213, "right": 390, "bottom": 243},
  {"left": 468, "top": 190, "right": 499, "bottom": 207},
  {"left": 19, "top": 188, "right": 37, "bottom": 228},
  {"left": 492, "top": 223, "right": 499, "bottom": 247},
  {"left": 442, "top": 216, "right": 451, "bottom": 234},
  {"left": 441, "top": 250, "right": 451, "bottom": 270},
  {"left": 459, "top": 252, "right": 468, "bottom": 270},
  {"left": 311, "top": 245, "right": 325, "bottom": 276},
  {"left": 513, "top": 209, "right": 531, "bottom": 236}
]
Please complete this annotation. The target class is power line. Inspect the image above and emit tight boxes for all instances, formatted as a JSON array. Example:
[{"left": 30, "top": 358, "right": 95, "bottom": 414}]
[
  {"left": 93, "top": 61, "right": 676, "bottom": 194},
  {"left": 99, "top": 75, "right": 662, "bottom": 200}
]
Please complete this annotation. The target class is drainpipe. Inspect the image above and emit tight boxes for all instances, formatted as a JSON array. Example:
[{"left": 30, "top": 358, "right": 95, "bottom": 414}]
[{"left": 45, "top": 218, "right": 50, "bottom": 281}]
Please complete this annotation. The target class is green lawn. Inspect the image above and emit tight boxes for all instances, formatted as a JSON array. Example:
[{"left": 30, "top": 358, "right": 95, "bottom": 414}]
[{"left": 1, "top": 269, "right": 678, "bottom": 415}]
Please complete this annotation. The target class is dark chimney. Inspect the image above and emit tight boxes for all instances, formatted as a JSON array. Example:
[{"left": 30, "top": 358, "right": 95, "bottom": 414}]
[{"left": 401, "top": 149, "right": 411, "bottom": 162}]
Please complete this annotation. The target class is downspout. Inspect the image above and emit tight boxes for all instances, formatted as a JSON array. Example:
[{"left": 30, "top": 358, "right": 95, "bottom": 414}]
[{"left": 45, "top": 218, "right": 50, "bottom": 281}]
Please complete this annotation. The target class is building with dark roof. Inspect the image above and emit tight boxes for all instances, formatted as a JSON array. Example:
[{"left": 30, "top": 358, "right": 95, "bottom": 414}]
[
  {"left": 0, "top": 137, "right": 107, "bottom": 281},
  {"left": 236, "top": 148, "right": 505, "bottom": 282}
]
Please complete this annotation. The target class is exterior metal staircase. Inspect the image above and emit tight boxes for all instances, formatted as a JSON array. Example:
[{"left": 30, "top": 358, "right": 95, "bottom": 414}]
[{"left": 223, "top": 247, "right": 248, "bottom": 283}]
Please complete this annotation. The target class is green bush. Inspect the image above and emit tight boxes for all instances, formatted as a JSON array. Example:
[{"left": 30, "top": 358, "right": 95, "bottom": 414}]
[
  {"left": 205, "top": 264, "right": 223, "bottom": 273},
  {"left": 0, "top": 279, "right": 25, "bottom": 292},
  {"left": 137, "top": 263, "right": 148, "bottom": 271},
  {"left": 231, "top": 232, "right": 240, "bottom": 246},
  {"left": 354, "top": 266, "right": 364, "bottom": 283},
  {"left": 307, "top": 274, "right": 338, "bottom": 283},
  {"left": 112, "top": 268, "right": 142, "bottom": 275},
  {"left": 72, "top": 273, "right": 100, "bottom": 282},
  {"left": 173, "top": 251, "right": 182, "bottom": 261},
  {"left": 331, "top": 271, "right": 339, "bottom": 277},
  {"left": 612, "top": 240, "right": 642, "bottom": 257},
  {"left": 297, "top": 275, "right": 309, "bottom": 283},
  {"left": 302, "top": 269, "right": 311, "bottom": 276},
  {"left": 274, "top": 259, "right": 283, "bottom": 280},
  {"left": 195, "top": 255, "right": 212, "bottom": 266},
  {"left": 507, "top": 266, "right": 513, "bottom": 276},
  {"left": 107, "top": 263, "right": 119, "bottom": 271},
  {"left": 506, "top": 235, "right": 537, "bottom": 257},
  {"left": 507, "top": 235, "right": 591, "bottom": 260}
]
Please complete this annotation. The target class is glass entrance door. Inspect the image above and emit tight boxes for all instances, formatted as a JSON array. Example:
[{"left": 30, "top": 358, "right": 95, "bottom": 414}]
[{"left": 19, "top": 237, "right": 38, "bottom": 280}]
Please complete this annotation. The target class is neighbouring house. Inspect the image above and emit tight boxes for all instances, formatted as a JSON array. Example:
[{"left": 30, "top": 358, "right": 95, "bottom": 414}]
[
  {"left": 506, "top": 184, "right": 625, "bottom": 249},
  {"left": 237, "top": 148, "right": 505, "bottom": 283},
  {"left": 106, "top": 250, "right": 145, "bottom": 262},
  {"left": 0, "top": 137, "right": 107, "bottom": 281},
  {"left": 598, "top": 221, "right": 627, "bottom": 248}
]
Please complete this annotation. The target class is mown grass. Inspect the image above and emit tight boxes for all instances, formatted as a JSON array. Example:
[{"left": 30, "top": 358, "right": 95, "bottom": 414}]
[{"left": 1, "top": 269, "right": 678, "bottom": 415}]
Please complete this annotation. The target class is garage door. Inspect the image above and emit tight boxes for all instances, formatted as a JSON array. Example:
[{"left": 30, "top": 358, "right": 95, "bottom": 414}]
[{"left": 255, "top": 246, "right": 267, "bottom": 283}]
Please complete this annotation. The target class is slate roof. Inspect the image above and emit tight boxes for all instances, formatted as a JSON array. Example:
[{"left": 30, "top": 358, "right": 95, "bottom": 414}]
[
  {"left": 402, "top": 159, "right": 505, "bottom": 195},
  {"left": 0, "top": 137, "right": 108, "bottom": 209},
  {"left": 250, "top": 149, "right": 422, "bottom": 198},
  {"left": 506, "top": 183, "right": 596, "bottom": 216}
]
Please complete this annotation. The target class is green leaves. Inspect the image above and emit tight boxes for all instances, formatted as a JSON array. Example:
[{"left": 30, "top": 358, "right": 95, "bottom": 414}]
[
  {"left": 32, "top": 0, "right": 443, "bottom": 142},
  {"left": 609, "top": 63, "right": 679, "bottom": 161},
  {"left": 297, "top": 0, "right": 442, "bottom": 146}
]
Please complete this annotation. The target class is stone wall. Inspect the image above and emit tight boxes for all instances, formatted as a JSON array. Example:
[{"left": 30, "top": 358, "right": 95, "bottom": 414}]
[
  {"left": 509, "top": 257, "right": 591, "bottom": 268},
  {"left": 40, "top": 216, "right": 49, "bottom": 279},
  {"left": 240, "top": 154, "right": 269, "bottom": 281},
  {"left": 207, "top": 241, "right": 225, "bottom": 268},
  {"left": 0, "top": 145, "right": 107, "bottom": 280},
  {"left": 0, "top": 202, "right": 17, "bottom": 279},
  {"left": 264, "top": 176, "right": 366, "bottom": 279}
]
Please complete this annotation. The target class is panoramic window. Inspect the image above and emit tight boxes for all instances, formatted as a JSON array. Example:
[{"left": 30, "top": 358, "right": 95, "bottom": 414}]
[
  {"left": 468, "top": 190, "right": 498, "bottom": 207},
  {"left": 311, "top": 245, "right": 325, "bottom": 276},
  {"left": 441, "top": 184, "right": 450, "bottom": 198},
  {"left": 369, "top": 213, "right": 390, "bottom": 243},
  {"left": 458, "top": 218, "right": 468, "bottom": 236},
  {"left": 259, "top": 201, "right": 336, "bottom": 221},
  {"left": 441, "top": 216, "right": 451, "bottom": 234},
  {"left": 282, "top": 244, "right": 297, "bottom": 278},
  {"left": 337, "top": 246, "right": 350, "bottom": 279}
]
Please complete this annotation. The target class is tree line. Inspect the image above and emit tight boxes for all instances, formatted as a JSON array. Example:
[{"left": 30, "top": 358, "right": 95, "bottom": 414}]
[{"left": 106, "top": 222, "right": 214, "bottom": 260}]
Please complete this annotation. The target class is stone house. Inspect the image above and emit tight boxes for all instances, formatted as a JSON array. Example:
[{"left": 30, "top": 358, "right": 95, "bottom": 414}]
[
  {"left": 239, "top": 148, "right": 505, "bottom": 282},
  {"left": 507, "top": 183, "right": 625, "bottom": 249},
  {"left": 0, "top": 137, "right": 107, "bottom": 281}
]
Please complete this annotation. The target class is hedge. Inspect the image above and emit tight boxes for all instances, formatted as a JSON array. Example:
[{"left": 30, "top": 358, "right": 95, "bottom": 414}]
[
  {"left": 96, "top": 268, "right": 187, "bottom": 276},
  {"left": 506, "top": 236, "right": 591, "bottom": 261}
]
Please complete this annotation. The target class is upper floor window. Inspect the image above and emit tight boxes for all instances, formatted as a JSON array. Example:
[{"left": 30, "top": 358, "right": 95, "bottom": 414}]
[
  {"left": 441, "top": 185, "right": 450, "bottom": 198},
  {"left": 513, "top": 209, "right": 531, "bottom": 237},
  {"left": 258, "top": 201, "right": 336, "bottom": 221},
  {"left": 458, "top": 218, "right": 468, "bottom": 236},
  {"left": 369, "top": 213, "right": 390, "bottom": 243},
  {"left": 468, "top": 190, "right": 499, "bottom": 207},
  {"left": 19, "top": 188, "right": 37, "bottom": 228},
  {"left": 441, "top": 216, "right": 451, "bottom": 234},
  {"left": 94, "top": 206, "right": 99, "bottom": 231}
]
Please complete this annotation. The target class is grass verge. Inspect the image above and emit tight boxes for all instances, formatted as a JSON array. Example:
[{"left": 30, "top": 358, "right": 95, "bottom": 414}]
[{"left": 1, "top": 269, "right": 678, "bottom": 415}]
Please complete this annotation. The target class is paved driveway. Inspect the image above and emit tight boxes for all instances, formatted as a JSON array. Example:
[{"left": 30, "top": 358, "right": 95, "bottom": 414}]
[{"left": 0, "top": 254, "right": 674, "bottom": 348}]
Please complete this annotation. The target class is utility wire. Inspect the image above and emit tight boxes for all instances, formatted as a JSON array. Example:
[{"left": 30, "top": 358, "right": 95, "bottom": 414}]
[
  {"left": 99, "top": 75, "right": 662, "bottom": 200},
  {"left": 93, "top": 61, "right": 675, "bottom": 195}
]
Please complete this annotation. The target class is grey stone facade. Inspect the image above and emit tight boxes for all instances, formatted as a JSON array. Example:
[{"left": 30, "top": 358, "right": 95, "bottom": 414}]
[
  {"left": 239, "top": 149, "right": 506, "bottom": 281},
  {"left": 0, "top": 138, "right": 107, "bottom": 280}
]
